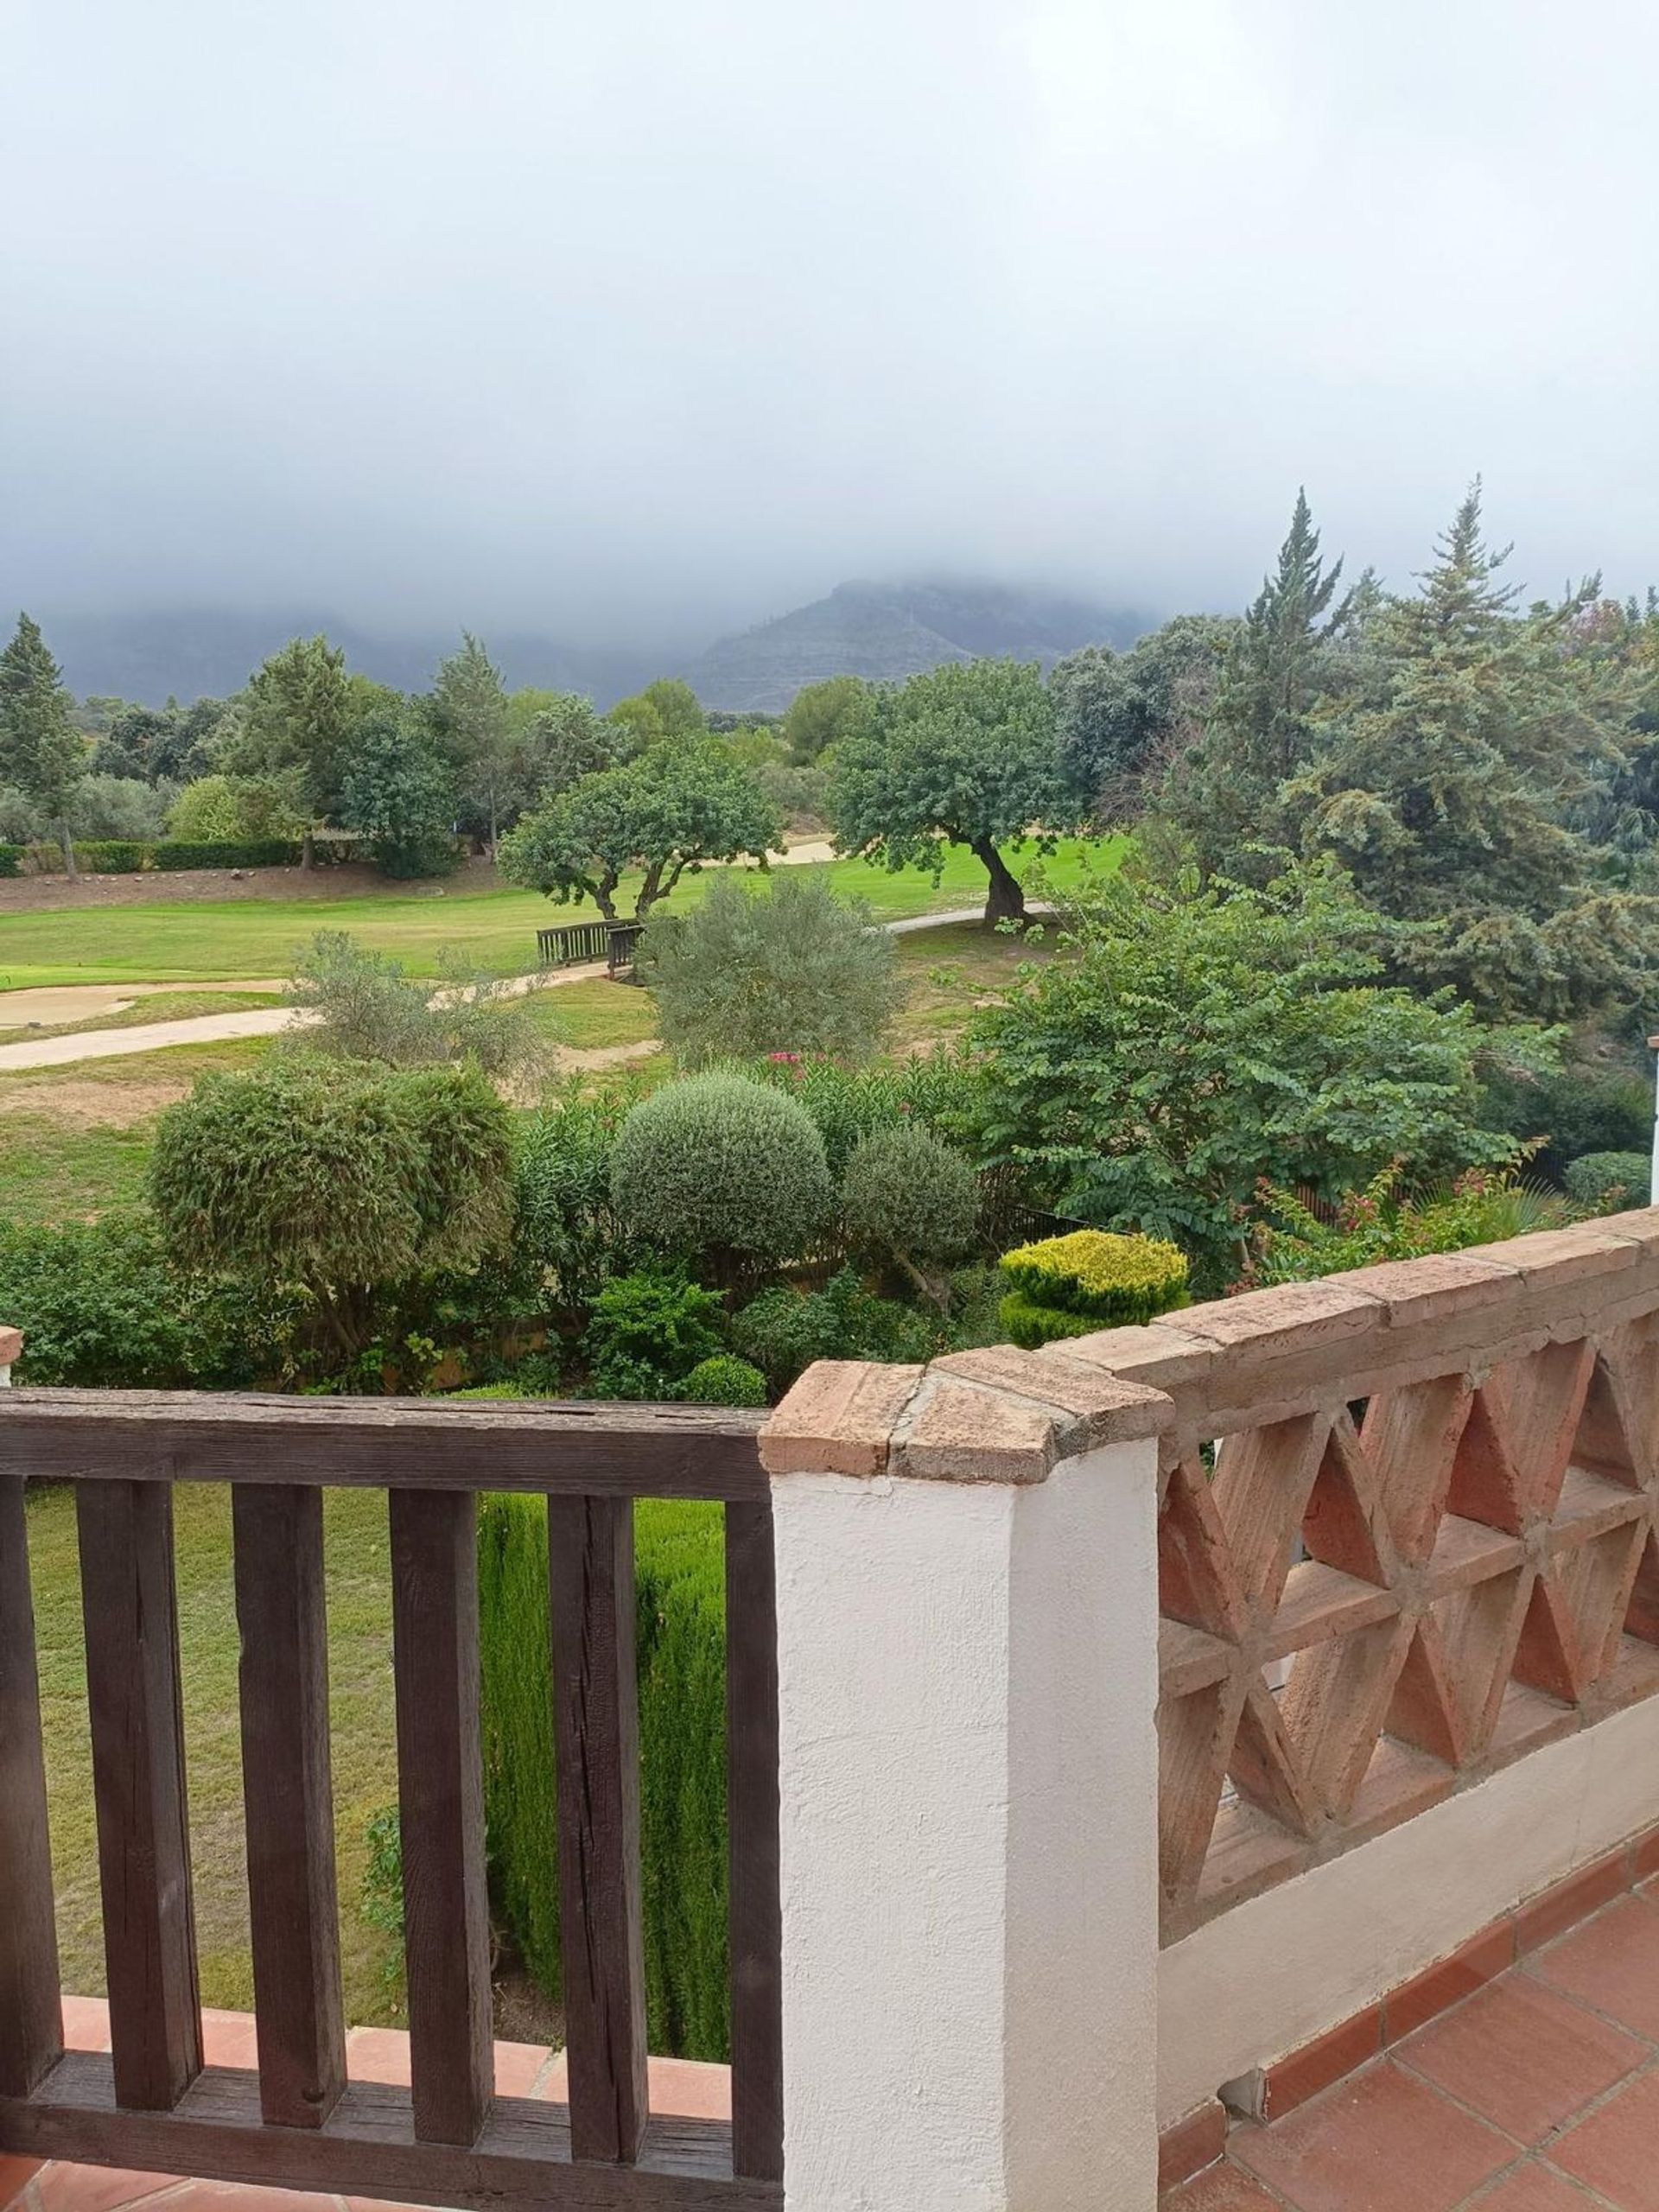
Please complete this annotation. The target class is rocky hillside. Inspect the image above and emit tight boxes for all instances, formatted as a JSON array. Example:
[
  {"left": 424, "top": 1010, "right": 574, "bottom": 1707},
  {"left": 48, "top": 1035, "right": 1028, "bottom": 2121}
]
[{"left": 682, "top": 580, "right": 1148, "bottom": 713}]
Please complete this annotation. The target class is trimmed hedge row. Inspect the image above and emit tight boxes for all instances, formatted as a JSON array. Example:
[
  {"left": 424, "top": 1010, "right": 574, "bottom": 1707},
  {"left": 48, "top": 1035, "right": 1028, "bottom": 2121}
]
[
  {"left": 478, "top": 1495, "right": 730, "bottom": 2059},
  {"left": 8, "top": 836, "right": 368, "bottom": 874}
]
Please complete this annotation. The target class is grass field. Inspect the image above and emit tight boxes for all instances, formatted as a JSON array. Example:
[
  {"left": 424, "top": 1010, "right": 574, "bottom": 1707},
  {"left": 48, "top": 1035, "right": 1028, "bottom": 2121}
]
[
  {"left": 27, "top": 1479, "right": 406, "bottom": 2025},
  {"left": 0, "top": 839, "right": 1122, "bottom": 989}
]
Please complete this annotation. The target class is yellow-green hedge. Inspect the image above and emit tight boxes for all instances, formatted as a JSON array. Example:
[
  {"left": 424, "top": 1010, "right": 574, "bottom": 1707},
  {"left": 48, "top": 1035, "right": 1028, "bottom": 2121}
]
[{"left": 998, "top": 1229, "right": 1189, "bottom": 1346}]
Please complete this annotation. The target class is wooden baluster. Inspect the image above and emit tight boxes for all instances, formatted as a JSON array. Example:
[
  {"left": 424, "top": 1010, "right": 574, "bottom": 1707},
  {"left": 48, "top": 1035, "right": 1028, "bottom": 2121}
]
[
  {"left": 725, "top": 1499, "right": 785, "bottom": 2183},
  {"left": 0, "top": 1472, "right": 63, "bottom": 2097},
  {"left": 232, "top": 1485, "right": 346, "bottom": 2128},
  {"left": 389, "top": 1489, "right": 493, "bottom": 2147},
  {"left": 547, "top": 1495, "right": 648, "bottom": 2165},
  {"left": 77, "top": 1483, "right": 202, "bottom": 2110}
]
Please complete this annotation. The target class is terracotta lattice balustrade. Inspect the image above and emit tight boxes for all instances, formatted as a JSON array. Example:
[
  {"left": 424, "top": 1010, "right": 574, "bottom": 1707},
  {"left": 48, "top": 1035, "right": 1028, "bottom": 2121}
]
[{"left": 1033, "top": 1219, "right": 1659, "bottom": 1944}]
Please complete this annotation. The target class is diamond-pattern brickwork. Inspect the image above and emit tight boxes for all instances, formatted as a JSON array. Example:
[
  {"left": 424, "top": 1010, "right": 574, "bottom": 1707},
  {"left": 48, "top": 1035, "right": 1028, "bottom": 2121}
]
[{"left": 1157, "top": 1314, "right": 1659, "bottom": 1939}]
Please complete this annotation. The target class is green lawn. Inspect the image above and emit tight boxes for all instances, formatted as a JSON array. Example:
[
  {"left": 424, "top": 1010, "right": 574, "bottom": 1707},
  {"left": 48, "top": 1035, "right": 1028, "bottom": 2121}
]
[
  {"left": 0, "top": 840, "right": 1122, "bottom": 989},
  {"left": 27, "top": 1479, "right": 406, "bottom": 2026},
  {"left": 0, "top": 1039, "right": 274, "bottom": 1225}
]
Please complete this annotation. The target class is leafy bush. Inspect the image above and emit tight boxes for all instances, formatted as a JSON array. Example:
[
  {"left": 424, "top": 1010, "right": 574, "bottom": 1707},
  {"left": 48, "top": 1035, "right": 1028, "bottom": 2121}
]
[
  {"left": 285, "top": 931, "right": 549, "bottom": 1084},
  {"left": 732, "top": 1266, "right": 941, "bottom": 1392},
  {"left": 73, "top": 838, "right": 149, "bottom": 873},
  {"left": 166, "top": 773, "right": 251, "bottom": 843},
  {"left": 678, "top": 1354, "right": 769, "bottom": 1407},
  {"left": 842, "top": 1126, "right": 978, "bottom": 1264},
  {"left": 610, "top": 1072, "right": 834, "bottom": 1272},
  {"left": 582, "top": 1270, "right": 727, "bottom": 1399},
  {"left": 513, "top": 1087, "right": 639, "bottom": 1313},
  {"left": 639, "top": 871, "right": 897, "bottom": 1065},
  {"left": 973, "top": 859, "right": 1550, "bottom": 1286},
  {"left": 751, "top": 1050, "right": 985, "bottom": 1175},
  {"left": 0, "top": 1212, "right": 273, "bottom": 1387},
  {"left": 341, "top": 711, "right": 461, "bottom": 880},
  {"left": 1563, "top": 1152, "right": 1649, "bottom": 1212},
  {"left": 1481, "top": 1057, "right": 1650, "bottom": 1185},
  {"left": 153, "top": 837, "right": 303, "bottom": 869},
  {"left": 149, "top": 1058, "right": 515, "bottom": 1369},
  {"left": 70, "top": 772, "right": 172, "bottom": 842},
  {"left": 998, "top": 1230, "right": 1191, "bottom": 1348},
  {"left": 478, "top": 1495, "right": 730, "bottom": 2056},
  {"left": 0, "top": 844, "right": 22, "bottom": 877},
  {"left": 1249, "top": 1166, "right": 1573, "bottom": 1285}
]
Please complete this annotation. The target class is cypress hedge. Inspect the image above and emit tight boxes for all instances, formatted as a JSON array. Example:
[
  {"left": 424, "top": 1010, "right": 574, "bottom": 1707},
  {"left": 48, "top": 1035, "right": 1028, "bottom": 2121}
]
[{"left": 477, "top": 1494, "right": 730, "bottom": 2059}]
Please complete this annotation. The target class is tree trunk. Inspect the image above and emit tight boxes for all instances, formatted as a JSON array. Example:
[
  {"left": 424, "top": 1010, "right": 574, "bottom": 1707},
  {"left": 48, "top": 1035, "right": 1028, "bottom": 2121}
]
[
  {"left": 971, "top": 836, "right": 1026, "bottom": 925},
  {"left": 301, "top": 827, "right": 315, "bottom": 873},
  {"left": 59, "top": 821, "right": 79, "bottom": 882}
]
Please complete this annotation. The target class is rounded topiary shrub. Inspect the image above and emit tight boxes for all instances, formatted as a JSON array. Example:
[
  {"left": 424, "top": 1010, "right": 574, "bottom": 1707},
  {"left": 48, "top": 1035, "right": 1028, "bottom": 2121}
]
[
  {"left": 1563, "top": 1151, "right": 1649, "bottom": 1213},
  {"left": 842, "top": 1124, "right": 978, "bottom": 1262},
  {"left": 998, "top": 1229, "right": 1190, "bottom": 1349},
  {"left": 678, "top": 1353, "right": 769, "bottom": 1407},
  {"left": 610, "top": 1072, "right": 834, "bottom": 1268}
]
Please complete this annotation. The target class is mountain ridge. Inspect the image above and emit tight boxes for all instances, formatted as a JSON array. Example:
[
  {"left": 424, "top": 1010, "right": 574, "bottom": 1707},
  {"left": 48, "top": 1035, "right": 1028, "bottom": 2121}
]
[{"left": 30, "top": 578, "right": 1152, "bottom": 714}]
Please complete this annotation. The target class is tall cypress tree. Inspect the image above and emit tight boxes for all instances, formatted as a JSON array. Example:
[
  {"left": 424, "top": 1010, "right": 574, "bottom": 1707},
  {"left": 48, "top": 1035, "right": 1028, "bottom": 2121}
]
[
  {"left": 431, "top": 632, "right": 511, "bottom": 849},
  {"left": 0, "top": 613, "right": 86, "bottom": 878}
]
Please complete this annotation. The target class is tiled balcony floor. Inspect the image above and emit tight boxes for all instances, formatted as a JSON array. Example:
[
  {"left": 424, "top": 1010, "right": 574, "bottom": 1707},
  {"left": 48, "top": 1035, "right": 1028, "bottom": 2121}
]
[
  {"left": 0, "top": 2006, "right": 731, "bottom": 2212},
  {"left": 1167, "top": 1879, "right": 1659, "bottom": 2212}
]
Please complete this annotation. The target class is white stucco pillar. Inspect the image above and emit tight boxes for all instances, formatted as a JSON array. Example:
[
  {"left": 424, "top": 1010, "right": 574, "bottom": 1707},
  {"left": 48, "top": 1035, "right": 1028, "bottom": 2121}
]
[{"left": 760, "top": 1353, "right": 1167, "bottom": 2212}]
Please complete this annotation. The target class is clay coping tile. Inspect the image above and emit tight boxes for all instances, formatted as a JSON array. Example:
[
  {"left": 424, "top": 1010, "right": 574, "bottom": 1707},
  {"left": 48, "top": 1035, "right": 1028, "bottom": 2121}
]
[{"left": 760, "top": 1358, "right": 925, "bottom": 1478}]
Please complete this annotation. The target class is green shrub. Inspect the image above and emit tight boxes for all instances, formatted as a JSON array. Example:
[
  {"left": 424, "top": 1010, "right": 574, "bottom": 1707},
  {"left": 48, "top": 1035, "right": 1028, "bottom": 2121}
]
[
  {"left": 0, "top": 844, "right": 22, "bottom": 877},
  {"left": 732, "top": 1265, "right": 942, "bottom": 1392},
  {"left": 285, "top": 931, "right": 549, "bottom": 1084},
  {"left": 73, "top": 838, "right": 149, "bottom": 873},
  {"left": 582, "top": 1270, "right": 727, "bottom": 1399},
  {"left": 997, "top": 1229, "right": 1189, "bottom": 1346},
  {"left": 1249, "top": 1166, "right": 1573, "bottom": 1284},
  {"left": 150, "top": 1058, "right": 515, "bottom": 1370},
  {"left": 999, "top": 1292, "right": 1104, "bottom": 1349},
  {"left": 1563, "top": 1152, "right": 1649, "bottom": 1212},
  {"left": 611, "top": 1072, "right": 834, "bottom": 1271},
  {"left": 0, "top": 1211, "right": 273, "bottom": 1387},
  {"left": 514, "top": 1087, "right": 639, "bottom": 1313},
  {"left": 842, "top": 1125, "right": 978, "bottom": 1263},
  {"left": 751, "top": 1051, "right": 984, "bottom": 1175},
  {"left": 678, "top": 1354, "right": 768, "bottom": 1407},
  {"left": 639, "top": 871, "right": 897, "bottom": 1065},
  {"left": 153, "top": 837, "right": 302, "bottom": 869},
  {"left": 478, "top": 1495, "right": 730, "bottom": 2057}
]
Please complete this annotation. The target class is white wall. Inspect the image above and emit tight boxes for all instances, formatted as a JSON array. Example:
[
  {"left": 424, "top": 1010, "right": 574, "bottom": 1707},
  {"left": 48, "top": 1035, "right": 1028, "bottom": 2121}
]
[
  {"left": 1158, "top": 1694, "right": 1659, "bottom": 2126},
  {"left": 772, "top": 1440, "right": 1160, "bottom": 2212}
]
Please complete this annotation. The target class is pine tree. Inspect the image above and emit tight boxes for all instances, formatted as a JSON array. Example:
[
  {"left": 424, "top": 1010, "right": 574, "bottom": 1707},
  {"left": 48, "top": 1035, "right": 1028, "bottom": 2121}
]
[
  {"left": 233, "top": 635, "right": 353, "bottom": 868},
  {"left": 0, "top": 613, "right": 86, "bottom": 877},
  {"left": 1156, "top": 490, "right": 1353, "bottom": 874},
  {"left": 431, "top": 633, "right": 511, "bottom": 849}
]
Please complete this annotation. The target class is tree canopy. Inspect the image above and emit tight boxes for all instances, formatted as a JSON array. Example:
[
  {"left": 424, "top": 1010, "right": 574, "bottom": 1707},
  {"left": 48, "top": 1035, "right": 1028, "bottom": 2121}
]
[
  {"left": 827, "top": 657, "right": 1076, "bottom": 922},
  {"left": 230, "top": 634, "right": 355, "bottom": 865},
  {"left": 497, "top": 737, "right": 782, "bottom": 919},
  {"left": 431, "top": 632, "right": 512, "bottom": 847}
]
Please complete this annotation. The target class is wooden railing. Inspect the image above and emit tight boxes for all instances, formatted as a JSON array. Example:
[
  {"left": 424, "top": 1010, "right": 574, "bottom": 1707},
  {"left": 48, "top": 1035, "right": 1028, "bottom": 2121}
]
[
  {"left": 0, "top": 1392, "right": 783, "bottom": 2209},
  {"left": 538, "top": 920, "right": 616, "bottom": 967},
  {"left": 1125, "top": 1230, "right": 1659, "bottom": 1944}
]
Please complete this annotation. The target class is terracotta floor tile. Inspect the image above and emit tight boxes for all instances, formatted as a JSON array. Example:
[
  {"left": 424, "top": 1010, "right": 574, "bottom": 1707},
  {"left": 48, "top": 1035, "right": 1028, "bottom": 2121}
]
[
  {"left": 0, "top": 2155, "right": 40, "bottom": 2210},
  {"left": 1230, "top": 2063, "right": 1513, "bottom": 2212},
  {"left": 1546, "top": 2068, "right": 1659, "bottom": 2211},
  {"left": 59, "top": 1999, "right": 110, "bottom": 2054},
  {"left": 1163, "top": 2163, "right": 1287, "bottom": 2211},
  {"left": 1532, "top": 1896, "right": 1659, "bottom": 2042},
  {"left": 491, "top": 2041, "right": 550, "bottom": 2097},
  {"left": 33, "top": 2169, "right": 180, "bottom": 2212},
  {"left": 1397, "top": 1974, "right": 1645, "bottom": 2142},
  {"left": 341, "top": 2026, "right": 410, "bottom": 2087},
  {"left": 644, "top": 2058, "right": 732, "bottom": 2122},
  {"left": 198, "top": 2012, "right": 259, "bottom": 2071},
  {"left": 1471, "top": 2164, "right": 1607, "bottom": 2210}
]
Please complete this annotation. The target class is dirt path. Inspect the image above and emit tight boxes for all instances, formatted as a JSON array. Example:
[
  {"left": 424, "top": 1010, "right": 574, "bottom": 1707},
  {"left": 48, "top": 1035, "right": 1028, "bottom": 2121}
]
[{"left": 0, "top": 907, "right": 1014, "bottom": 1072}]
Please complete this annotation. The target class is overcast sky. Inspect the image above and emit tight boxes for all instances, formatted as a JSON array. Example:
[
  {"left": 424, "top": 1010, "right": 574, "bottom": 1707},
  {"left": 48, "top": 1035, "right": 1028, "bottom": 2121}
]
[{"left": 3, "top": 0, "right": 1656, "bottom": 645}]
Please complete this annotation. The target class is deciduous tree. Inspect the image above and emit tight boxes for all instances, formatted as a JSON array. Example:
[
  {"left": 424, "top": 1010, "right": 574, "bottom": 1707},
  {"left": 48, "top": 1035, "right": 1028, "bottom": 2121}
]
[{"left": 827, "top": 658, "right": 1074, "bottom": 923}]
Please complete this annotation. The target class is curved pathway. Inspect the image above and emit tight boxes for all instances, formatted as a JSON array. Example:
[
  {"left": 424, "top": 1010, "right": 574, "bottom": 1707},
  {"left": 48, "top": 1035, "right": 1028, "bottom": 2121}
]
[{"left": 0, "top": 906, "right": 1019, "bottom": 1072}]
